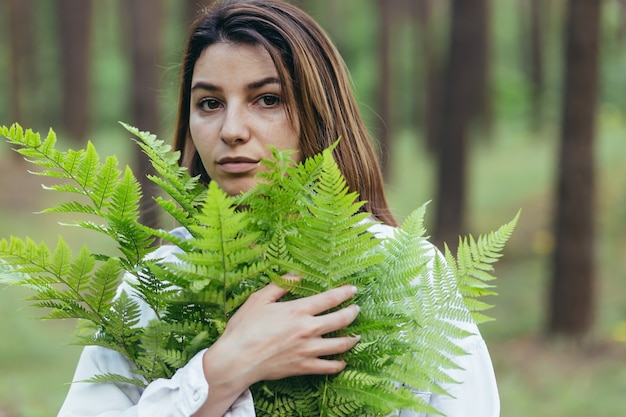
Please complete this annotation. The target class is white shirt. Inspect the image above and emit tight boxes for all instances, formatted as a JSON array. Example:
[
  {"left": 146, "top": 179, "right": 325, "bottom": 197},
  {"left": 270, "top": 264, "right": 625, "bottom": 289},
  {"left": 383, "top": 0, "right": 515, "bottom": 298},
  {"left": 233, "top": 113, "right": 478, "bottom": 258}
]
[{"left": 57, "top": 225, "right": 500, "bottom": 417}]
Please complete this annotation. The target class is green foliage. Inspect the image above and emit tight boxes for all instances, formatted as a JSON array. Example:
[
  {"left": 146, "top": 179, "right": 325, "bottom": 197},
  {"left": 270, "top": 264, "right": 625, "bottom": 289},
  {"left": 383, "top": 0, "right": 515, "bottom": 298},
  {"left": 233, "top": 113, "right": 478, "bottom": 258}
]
[
  {"left": 445, "top": 211, "right": 521, "bottom": 324},
  {"left": 0, "top": 123, "right": 517, "bottom": 416}
]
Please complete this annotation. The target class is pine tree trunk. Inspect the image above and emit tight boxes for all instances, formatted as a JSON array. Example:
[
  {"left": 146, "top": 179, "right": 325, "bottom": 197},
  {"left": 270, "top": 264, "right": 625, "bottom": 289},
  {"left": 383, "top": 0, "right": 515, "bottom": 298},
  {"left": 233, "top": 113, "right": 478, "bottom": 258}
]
[
  {"left": 376, "top": 0, "right": 392, "bottom": 179},
  {"left": 8, "top": 0, "right": 36, "bottom": 126},
  {"left": 411, "top": 0, "right": 441, "bottom": 153},
  {"left": 547, "top": 0, "right": 601, "bottom": 339},
  {"left": 433, "top": 0, "right": 486, "bottom": 249},
  {"left": 520, "top": 0, "right": 545, "bottom": 130},
  {"left": 57, "top": 0, "right": 93, "bottom": 143},
  {"left": 126, "top": 0, "right": 164, "bottom": 229},
  {"left": 468, "top": 0, "right": 492, "bottom": 135}
]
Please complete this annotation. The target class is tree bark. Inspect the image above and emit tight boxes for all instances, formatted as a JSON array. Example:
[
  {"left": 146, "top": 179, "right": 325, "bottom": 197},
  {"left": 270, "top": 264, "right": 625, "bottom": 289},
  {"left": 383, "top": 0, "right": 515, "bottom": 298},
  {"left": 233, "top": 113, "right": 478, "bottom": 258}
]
[
  {"left": 57, "top": 0, "right": 93, "bottom": 142},
  {"left": 548, "top": 0, "right": 601, "bottom": 339},
  {"left": 125, "top": 0, "right": 164, "bottom": 229},
  {"left": 411, "top": 0, "right": 441, "bottom": 152},
  {"left": 376, "top": 0, "right": 393, "bottom": 179},
  {"left": 618, "top": 0, "right": 626, "bottom": 42},
  {"left": 468, "top": 0, "right": 492, "bottom": 135},
  {"left": 8, "top": 0, "right": 36, "bottom": 126},
  {"left": 433, "top": 0, "right": 488, "bottom": 249},
  {"left": 520, "top": 0, "right": 545, "bottom": 130}
]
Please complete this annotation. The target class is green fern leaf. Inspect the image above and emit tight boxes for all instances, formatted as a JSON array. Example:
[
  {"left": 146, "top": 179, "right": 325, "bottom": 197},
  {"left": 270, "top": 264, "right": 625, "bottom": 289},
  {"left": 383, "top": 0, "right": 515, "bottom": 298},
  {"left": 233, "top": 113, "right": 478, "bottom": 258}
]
[
  {"left": 445, "top": 211, "right": 520, "bottom": 322},
  {"left": 166, "top": 181, "right": 269, "bottom": 320},
  {"left": 82, "top": 373, "right": 147, "bottom": 388},
  {"left": 122, "top": 122, "right": 206, "bottom": 227}
]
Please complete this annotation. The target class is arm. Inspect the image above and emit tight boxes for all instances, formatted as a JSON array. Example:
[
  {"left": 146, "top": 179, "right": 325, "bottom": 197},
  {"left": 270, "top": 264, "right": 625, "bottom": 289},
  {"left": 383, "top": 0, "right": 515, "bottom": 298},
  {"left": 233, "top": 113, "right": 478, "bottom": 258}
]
[
  {"left": 58, "top": 282, "right": 360, "bottom": 417},
  {"left": 57, "top": 345, "right": 212, "bottom": 417}
]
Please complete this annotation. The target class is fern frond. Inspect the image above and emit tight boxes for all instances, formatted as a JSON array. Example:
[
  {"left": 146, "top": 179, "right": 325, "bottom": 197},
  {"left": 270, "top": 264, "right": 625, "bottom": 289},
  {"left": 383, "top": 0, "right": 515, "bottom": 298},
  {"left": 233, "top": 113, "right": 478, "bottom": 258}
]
[
  {"left": 2, "top": 123, "right": 159, "bottom": 275},
  {"left": 326, "top": 370, "right": 420, "bottom": 416},
  {"left": 169, "top": 181, "right": 269, "bottom": 321},
  {"left": 85, "top": 257, "right": 124, "bottom": 314},
  {"left": 122, "top": 122, "right": 206, "bottom": 228},
  {"left": 97, "top": 290, "right": 143, "bottom": 360},
  {"left": 92, "top": 155, "right": 123, "bottom": 210},
  {"left": 0, "top": 236, "right": 122, "bottom": 324},
  {"left": 238, "top": 145, "right": 325, "bottom": 242},
  {"left": 254, "top": 377, "right": 320, "bottom": 417},
  {"left": 274, "top": 149, "right": 381, "bottom": 297},
  {"left": 445, "top": 211, "right": 519, "bottom": 323},
  {"left": 81, "top": 373, "right": 147, "bottom": 388}
]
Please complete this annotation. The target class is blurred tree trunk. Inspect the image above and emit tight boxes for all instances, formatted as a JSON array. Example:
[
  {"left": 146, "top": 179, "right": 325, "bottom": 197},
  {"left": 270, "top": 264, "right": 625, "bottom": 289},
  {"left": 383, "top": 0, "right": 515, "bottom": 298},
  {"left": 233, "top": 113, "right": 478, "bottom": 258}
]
[
  {"left": 376, "top": 0, "right": 393, "bottom": 179},
  {"left": 520, "top": 0, "right": 545, "bottom": 130},
  {"left": 433, "top": 0, "right": 488, "bottom": 249},
  {"left": 57, "top": 0, "right": 93, "bottom": 142},
  {"left": 126, "top": 0, "right": 164, "bottom": 229},
  {"left": 466, "top": 0, "right": 491, "bottom": 136},
  {"left": 411, "top": 0, "right": 442, "bottom": 152},
  {"left": 548, "top": 0, "right": 601, "bottom": 339},
  {"left": 618, "top": 0, "right": 626, "bottom": 42},
  {"left": 7, "top": 0, "right": 35, "bottom": 126}
]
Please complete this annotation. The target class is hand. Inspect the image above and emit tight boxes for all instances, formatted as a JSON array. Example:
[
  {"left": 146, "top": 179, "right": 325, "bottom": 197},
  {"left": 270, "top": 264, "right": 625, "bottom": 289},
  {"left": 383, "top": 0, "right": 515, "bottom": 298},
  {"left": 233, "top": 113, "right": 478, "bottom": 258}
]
[
  {"left": 223, "top": 280, "right": 360, "bottom": 381},
  {"left": 196, "top": 280, "right": 360, "bottom": 416}
]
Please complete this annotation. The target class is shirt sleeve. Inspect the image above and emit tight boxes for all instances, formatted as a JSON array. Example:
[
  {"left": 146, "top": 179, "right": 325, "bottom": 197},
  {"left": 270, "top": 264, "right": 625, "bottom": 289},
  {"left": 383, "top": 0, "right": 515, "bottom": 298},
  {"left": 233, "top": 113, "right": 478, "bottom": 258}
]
[
  {"left": 57, "top": 238, "right": 257, "bottom": 417},
  {"left": 56, "top": 346, "right": 256, "bottom": 417},
  {"left": 368, "top": 222, "right": 501, "bottom": 417},
  {"left": 397, "top": 328, "right": 500, "bottom": 417},
  {"left": 425, "top": 327, "right": 500, "bottom": 417}
]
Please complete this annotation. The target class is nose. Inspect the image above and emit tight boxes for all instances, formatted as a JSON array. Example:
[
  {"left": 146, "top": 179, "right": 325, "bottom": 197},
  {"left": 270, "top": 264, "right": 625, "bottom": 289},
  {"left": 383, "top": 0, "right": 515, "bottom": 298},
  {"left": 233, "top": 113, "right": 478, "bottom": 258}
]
[{"left": 220, "top": 103, "right": 250, "bottom": 145}]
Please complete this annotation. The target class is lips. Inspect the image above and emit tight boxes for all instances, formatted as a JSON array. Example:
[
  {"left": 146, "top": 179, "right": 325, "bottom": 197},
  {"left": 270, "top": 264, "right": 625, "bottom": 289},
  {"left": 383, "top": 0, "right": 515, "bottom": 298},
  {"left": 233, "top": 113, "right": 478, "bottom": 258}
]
[{"left": 217, "top": 156, "right": 260, "bottom": 174}]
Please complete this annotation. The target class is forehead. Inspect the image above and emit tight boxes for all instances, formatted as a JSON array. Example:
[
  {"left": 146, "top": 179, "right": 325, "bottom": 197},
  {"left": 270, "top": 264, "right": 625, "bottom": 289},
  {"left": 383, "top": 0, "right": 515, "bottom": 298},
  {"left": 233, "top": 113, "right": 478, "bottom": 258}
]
[{"left": 192, "top": 42, "right": 279, "bottom": 85}]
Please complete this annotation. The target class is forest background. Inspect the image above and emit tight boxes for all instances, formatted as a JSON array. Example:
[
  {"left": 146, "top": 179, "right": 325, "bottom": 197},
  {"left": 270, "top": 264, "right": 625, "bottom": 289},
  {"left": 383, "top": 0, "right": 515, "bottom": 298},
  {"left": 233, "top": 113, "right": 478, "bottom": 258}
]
[{"left": 0, "top": 0, "right": 625, "bottom": 416}]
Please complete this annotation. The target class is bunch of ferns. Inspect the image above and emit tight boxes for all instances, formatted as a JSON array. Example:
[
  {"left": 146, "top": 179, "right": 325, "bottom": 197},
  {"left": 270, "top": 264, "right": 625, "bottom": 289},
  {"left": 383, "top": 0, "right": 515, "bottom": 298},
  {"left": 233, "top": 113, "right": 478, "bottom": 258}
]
[{"left": 0, "top": 123, "right": 518, "bottom": 416}]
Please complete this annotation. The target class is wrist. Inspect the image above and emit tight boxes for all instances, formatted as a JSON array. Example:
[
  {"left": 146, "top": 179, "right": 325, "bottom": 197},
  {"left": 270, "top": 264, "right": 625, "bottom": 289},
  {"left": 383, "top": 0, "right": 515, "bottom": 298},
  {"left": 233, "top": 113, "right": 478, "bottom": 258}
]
[{"left": 201, "top": 338, "right": 254, "bottom": 401}]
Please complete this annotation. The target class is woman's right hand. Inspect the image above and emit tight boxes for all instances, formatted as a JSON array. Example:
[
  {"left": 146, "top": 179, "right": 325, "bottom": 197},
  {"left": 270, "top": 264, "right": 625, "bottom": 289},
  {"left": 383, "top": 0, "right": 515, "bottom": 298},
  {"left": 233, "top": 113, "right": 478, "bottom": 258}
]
[{"left": 193, "top": 280, "right": 360, "bottom": 417}]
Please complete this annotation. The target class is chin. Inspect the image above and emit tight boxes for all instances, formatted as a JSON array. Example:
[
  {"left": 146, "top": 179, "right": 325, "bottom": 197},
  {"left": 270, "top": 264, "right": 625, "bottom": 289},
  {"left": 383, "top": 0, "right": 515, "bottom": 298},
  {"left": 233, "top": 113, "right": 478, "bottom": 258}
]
[{"left": 220, "top": 180, "right": 257, "bottom": 197}]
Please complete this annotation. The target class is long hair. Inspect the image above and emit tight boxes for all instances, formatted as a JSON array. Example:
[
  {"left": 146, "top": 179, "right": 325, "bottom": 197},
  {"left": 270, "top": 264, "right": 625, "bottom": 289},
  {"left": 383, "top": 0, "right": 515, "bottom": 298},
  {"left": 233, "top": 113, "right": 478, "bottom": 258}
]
[{"left": 173, "top": 0, "right": 397, "bottom": 226}]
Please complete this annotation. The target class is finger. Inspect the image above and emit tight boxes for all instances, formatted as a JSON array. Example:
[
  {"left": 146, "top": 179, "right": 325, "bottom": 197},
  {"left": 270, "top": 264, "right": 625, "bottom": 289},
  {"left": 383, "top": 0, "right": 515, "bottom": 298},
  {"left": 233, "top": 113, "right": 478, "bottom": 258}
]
[
  {"left": 295, "top": 357, "right": 348, "bottom": 376},
  {"left": 295, "top": 285, "right": 358, "bottom": 315},
  {"left": 312, "top": 304, "right": 361, "bottom": 335},
  {"left": 251, "top": 282, "right": 290, "bottom": 303},
  {"left": 308, "top": 334, "right": 362, "bottom": 358}
]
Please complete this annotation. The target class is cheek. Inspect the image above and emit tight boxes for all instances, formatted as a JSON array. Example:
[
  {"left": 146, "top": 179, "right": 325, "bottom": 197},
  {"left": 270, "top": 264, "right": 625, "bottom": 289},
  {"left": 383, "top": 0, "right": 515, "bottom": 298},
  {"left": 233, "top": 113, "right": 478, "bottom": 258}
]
[
  {"left": 189, "top": 120, "right": 215, "bottom": 159},
  {"left": 276, "top": 121, "right": 301, "bottom": 159}
]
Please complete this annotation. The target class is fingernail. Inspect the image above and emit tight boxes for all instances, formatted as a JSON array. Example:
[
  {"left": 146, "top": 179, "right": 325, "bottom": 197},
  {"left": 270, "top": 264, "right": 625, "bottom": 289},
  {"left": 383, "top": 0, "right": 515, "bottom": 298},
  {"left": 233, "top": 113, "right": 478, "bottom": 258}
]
[{"left": 350, "top": 285, "right": 358, "bottom": 294}]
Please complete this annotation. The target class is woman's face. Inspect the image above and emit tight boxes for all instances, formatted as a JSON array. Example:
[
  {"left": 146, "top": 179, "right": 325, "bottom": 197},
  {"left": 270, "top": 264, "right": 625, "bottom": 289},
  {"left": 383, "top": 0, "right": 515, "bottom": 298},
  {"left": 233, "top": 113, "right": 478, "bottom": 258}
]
[{"left": 189, "top": 42, "right": 301, "bottom": 196}]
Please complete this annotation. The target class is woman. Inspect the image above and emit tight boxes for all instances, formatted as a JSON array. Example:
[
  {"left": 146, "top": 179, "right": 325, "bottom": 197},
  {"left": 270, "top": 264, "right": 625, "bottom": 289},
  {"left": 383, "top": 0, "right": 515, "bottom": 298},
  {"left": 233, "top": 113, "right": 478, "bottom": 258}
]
[{"left": 58, "top": 1, "right": 500, "bottom": 416}]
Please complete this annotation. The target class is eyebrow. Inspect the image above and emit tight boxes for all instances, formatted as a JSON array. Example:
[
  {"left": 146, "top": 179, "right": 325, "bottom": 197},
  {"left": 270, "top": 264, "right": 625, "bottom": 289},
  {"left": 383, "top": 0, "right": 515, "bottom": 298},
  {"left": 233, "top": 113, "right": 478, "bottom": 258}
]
[{"left": 191, "top": 77, "right": 281, "bottom": 92}]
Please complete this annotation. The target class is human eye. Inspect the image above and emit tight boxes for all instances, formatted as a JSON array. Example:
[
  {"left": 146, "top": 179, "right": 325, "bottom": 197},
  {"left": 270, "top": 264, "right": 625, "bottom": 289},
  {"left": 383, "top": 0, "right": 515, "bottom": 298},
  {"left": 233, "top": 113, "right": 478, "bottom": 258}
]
[
  {"left": 197, "top": 97, "right": 222, "bottom": 111},
  {"left": 257, "top": 94, "right": 281, "bottom": 107}
]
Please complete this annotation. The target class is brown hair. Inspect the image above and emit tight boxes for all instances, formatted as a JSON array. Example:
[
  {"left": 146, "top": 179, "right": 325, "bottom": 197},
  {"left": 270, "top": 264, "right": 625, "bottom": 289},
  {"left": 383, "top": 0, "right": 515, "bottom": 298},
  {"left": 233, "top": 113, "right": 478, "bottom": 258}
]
[{"left": 173, "top": 0, "right": 397, "bottom": 226}]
